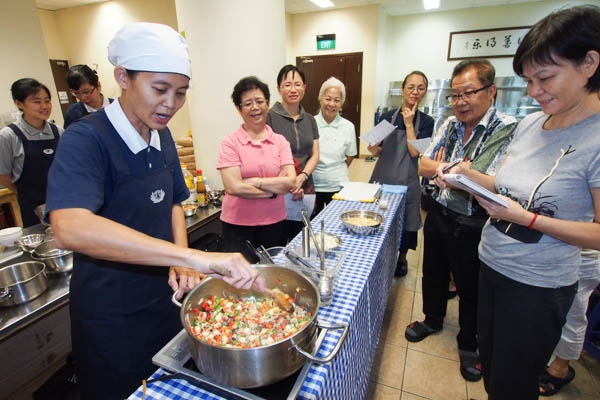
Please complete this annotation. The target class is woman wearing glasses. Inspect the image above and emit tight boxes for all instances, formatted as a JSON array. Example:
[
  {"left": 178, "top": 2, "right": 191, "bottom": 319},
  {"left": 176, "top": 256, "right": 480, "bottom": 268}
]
[
  {"left": 64, "top": 64, "right": 113, "bottom": 128},
  {"left": 218, "top": 76, "right": 296, "bottom": 262},
  {"left": 0, "top": 78, "right": 62, "bottom": 227},
  {"left": 437, "top": 6, "right": 600, "bottom": 398},
  {"left": 368, "top": 71, "right": 434, "bottom": 276},
  {"left": 267, "top": 65, "right": 319, "bottom": 240}
]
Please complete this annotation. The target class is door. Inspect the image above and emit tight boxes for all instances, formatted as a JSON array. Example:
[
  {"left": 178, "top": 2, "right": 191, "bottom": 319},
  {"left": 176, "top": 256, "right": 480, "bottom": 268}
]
[
  {"left": 296, "top": 52, "right": 363, "bottom": 156},
  {"left": 49, "top": 59, "right": 77, "bottom": 118}
]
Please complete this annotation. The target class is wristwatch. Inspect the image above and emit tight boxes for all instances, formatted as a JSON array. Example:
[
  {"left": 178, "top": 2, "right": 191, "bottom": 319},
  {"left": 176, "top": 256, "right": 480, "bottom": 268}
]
[{"left": 301, "top": 171, "right": 309, "bottom": 180}]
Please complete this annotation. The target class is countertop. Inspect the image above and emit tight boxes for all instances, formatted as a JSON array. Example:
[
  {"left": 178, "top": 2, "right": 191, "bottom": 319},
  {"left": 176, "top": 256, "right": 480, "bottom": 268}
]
[{"left": 0, "top": 204, "right": 221, "bottom": 341}]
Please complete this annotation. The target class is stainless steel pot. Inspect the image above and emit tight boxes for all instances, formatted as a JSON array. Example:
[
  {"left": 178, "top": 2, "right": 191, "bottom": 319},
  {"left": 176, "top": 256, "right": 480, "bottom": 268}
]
[
  {"left": 0, "top": 261, "right": 48, "bottom": 307},
  {"left": 31, "top": 239, "right": 73, "bottom": 274},
  {"left": 172, "top": 264, "right": 348, "bottom": 388}
]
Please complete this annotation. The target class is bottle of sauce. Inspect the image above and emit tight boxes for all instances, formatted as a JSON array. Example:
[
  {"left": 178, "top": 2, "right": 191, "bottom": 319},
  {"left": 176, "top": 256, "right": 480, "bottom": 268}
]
[
  {"left": 181, "top": 164, "right": 196, "bottom": 202},
  {"left": 196, "top": 169, "right": 208, "bottom": 207}
]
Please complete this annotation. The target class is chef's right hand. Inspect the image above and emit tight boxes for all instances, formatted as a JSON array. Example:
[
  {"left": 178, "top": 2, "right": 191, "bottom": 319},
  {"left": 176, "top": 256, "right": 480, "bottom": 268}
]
[{"left": 199, "top": 251, "right": 266, "bottom": 291}]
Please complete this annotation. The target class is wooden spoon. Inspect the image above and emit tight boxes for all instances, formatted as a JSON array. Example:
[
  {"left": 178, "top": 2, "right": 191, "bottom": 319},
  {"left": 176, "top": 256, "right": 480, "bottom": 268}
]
[{"left": 208, "top": 263, "right": 293, "bottom": 313}]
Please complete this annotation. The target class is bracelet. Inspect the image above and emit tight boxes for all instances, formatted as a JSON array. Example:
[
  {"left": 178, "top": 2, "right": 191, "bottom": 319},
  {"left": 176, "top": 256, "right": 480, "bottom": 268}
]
[
  {"left": 300, "top": 171, "right": 309, "bottom": 180},
  {"left": 528, "top": 213, "right": 538, "bottom": 230},
  {"left": 270, "top": 193, "right": 277, "bottom": 199}
]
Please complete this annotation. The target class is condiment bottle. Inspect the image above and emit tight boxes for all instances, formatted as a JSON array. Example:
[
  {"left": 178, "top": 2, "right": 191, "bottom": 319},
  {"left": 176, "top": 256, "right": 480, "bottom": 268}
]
[
  {"left": 196, "top": 169, "right": 208, "bottom": 207},
  {"left": 181, "top": 164, "right": 196, "bottom": 202}
]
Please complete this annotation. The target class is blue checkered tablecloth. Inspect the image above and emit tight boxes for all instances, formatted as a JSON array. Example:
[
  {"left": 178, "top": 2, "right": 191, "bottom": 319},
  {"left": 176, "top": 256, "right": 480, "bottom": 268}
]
[{"left": 129, "top": 191, "right": 406, "bottom": 400}]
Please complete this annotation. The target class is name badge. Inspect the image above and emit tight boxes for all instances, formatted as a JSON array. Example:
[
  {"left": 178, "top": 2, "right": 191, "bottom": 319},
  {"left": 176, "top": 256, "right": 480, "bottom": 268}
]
[{"left": 43, "top": 149, "right": 54, "bottom": 155}]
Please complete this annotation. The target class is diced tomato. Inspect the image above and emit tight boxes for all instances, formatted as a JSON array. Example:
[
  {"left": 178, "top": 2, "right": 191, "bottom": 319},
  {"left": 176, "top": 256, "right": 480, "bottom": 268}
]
[{"left": 193, "top": 307, "right": 199, "bottom": 314}]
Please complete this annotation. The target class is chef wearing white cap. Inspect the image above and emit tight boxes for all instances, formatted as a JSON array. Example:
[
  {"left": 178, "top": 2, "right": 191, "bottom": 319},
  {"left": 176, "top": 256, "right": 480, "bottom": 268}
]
[{"left": 45, "top": 22, "right": 264, "bottom": 399}]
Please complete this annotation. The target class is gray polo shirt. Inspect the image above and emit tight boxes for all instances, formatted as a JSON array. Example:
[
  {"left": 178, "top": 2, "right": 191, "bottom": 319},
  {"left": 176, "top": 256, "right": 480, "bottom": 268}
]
[{"left": 0, "top": 115, "right": 64, "bottom": 182}]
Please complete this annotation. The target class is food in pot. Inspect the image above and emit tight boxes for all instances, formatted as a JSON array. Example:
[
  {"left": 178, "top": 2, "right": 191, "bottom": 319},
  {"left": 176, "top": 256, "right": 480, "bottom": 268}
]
[
  {"left": 189, "top": 295, "right": 311, "bottom": 348},
  {"left": 182, "top": 203, "right": 197, "bottom": 211},
  {"left": 343, "top": 216, "right": 380, "bottom": 226}
]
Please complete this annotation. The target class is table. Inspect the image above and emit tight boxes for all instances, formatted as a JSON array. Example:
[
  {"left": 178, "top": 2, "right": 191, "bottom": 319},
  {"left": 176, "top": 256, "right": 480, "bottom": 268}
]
[{"left": 129, "top": 190, "right": 406, "bottom": 399}]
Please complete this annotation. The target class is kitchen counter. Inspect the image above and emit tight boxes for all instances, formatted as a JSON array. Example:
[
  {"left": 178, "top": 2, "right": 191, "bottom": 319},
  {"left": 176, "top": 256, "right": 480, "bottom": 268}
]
[
  {"left": 0, "top": 205, "right": 221, "bottom": 341},
  {"left": 129, "top": 191, "right": 406, "bottom": 399}
]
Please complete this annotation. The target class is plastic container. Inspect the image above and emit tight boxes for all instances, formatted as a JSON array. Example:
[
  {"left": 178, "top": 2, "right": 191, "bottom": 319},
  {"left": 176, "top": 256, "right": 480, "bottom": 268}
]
[{"left": 181, "top": 164, "right": 196, "bottom": 202}]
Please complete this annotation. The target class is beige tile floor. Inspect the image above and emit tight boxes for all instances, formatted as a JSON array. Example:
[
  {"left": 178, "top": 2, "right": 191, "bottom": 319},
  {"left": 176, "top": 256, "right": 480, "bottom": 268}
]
[{"left": 348, "top": 157, "right": 600, "bottom": 400}]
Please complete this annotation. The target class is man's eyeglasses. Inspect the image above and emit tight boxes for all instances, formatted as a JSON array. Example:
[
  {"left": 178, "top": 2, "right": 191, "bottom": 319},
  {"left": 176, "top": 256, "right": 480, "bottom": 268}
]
[
  {"left": 405, "top": 85, "right": 427, "bottom": 93},
  {"left": 241, "top": 98, "right": 267, "bottom": 109},
  {"left": 72, "top": 87, "right": 96, "bottom": 98},
  {"left": 446, "top": 85, "right": 491, "bottom": 102},
  {"left": 280, "top": 82, "right": 304, "bottom": 90}
]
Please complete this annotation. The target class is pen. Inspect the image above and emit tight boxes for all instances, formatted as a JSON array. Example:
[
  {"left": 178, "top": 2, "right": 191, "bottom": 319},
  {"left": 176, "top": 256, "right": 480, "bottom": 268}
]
[{"left": 431, "top": 159, "right": 462, "bottom": 180}]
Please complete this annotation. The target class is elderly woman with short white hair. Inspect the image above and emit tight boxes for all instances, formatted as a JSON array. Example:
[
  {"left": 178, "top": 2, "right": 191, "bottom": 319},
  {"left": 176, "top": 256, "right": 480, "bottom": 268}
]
[{"left": 312, "top": 77, "right": 357, "bottom": 214}]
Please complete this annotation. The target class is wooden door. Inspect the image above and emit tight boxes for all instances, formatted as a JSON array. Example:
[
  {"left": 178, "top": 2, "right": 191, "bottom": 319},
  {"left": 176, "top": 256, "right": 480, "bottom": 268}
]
[
  {"left": 296, "top": 52, "right": 363, "bottom": 156},
  {"left": 49, "top": 59, "right": 76, "bottom": 118}
]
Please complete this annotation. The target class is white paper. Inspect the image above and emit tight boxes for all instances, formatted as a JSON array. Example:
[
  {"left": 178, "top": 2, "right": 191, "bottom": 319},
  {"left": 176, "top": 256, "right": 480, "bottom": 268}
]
[
  {"left": 444, "top": 174, "right": 509, "bottom": 207},
  {"left": 285, "top": 193, "right": 316, "bottom": 221},
  {"left": 335, "top": 182, "right": 381, "bottom": 202},
  {"left": 359, "top": 119, "right": 396, "bottom": 146},
  {"left": 408, "top": 138, "right": 432, "bottom": 154}
]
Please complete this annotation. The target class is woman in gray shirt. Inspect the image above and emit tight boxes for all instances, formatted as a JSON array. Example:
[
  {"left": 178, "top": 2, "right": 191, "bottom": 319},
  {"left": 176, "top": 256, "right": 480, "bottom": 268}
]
[{"left": 435, "top": 6, "right": 600, "bottom": 399}]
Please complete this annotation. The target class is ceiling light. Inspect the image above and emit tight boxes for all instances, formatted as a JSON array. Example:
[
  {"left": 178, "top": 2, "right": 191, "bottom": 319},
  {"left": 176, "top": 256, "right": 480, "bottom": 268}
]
[
  {"left": 423, "top": 0, "right": 440, "bottom": 10},
  {"left": 310, "top": 0, "right": 334, "bottom": 8}
]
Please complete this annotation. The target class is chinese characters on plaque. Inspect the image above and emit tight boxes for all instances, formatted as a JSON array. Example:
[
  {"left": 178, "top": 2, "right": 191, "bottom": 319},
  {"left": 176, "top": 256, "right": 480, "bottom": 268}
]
[{"left": 448, "top": 27, "right": 531, "bottom": 60}]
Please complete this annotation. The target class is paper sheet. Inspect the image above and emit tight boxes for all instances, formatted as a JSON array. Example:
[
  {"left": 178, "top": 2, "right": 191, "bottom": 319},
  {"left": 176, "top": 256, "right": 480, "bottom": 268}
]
[
  {"left": 332, "top": 182, "right": 381, "bottom": 202},
  {"left": 444, "top": 174, "right": 509, "bottom": 207},
  {"left": 359, "top": 119, "right": 396, "bottom": 146},
  {"left": 408, "top": 138, "right": 432, "bottom": 154},
  {"left": 285, "top": 193, "right": 316, "bottom": 221}
]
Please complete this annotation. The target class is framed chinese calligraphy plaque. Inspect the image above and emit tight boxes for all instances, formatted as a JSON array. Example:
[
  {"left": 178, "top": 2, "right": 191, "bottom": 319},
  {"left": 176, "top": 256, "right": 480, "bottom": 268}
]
[{"left": 448, "top": 26, "right": 531, "bottom": 60}]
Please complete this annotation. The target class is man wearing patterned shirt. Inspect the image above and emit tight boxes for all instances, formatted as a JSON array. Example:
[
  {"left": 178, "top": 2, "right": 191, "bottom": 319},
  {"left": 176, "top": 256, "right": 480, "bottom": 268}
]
[{"left": 405, "top": 59, "right": 517, "bottom": 382}]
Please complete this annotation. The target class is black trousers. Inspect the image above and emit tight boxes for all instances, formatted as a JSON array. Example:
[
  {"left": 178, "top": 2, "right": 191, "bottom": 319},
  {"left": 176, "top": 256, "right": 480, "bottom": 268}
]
[
  {"left": 314, "top": 191, "right": 337, "bottom": 216},
  {"left": 422, "top": 201, "right": 486, "bottom": 351},
  {"left": 478, "top": 262, "right": 577, "bottom": 400},
  {"left": 221, "top": 220, "right": 285, "bottom": 263}
]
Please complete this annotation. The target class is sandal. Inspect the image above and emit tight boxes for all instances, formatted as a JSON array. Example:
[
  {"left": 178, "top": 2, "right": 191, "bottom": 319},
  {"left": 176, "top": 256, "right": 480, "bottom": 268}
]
[
  {"left": 395, "top": 261, "right": 408, "bottom": 277},
  {"left": 405, "top": 321, "right": 441, "bottom": 342},
  {"left": 539, "top": 365, "right": 575, "bottom": 397},
  {"left": 459, "top": 350, "right": 482, "bottom": 382}
]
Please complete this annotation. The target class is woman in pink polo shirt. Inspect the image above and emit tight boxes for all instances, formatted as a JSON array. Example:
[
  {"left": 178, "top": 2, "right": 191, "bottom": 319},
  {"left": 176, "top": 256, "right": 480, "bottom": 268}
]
[{"left": 218, "top": 76, "right": 296, "bottom": 262}]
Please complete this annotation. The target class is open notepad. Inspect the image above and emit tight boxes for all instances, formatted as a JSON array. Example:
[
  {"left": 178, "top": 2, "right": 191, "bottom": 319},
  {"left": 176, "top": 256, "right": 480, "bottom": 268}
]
[{"left": 443, "top": 174, "right": 509, "bottom": 207}]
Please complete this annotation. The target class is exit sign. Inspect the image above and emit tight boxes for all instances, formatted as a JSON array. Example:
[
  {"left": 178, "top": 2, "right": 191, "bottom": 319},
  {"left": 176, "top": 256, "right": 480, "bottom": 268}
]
[{"left": 317, "top": 34, "right": 336, "bottom": 50}]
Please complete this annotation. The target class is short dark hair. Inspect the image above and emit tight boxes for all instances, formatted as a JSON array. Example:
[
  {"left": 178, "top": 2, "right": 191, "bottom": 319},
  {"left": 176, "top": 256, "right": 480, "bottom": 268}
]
[
  {"left": 402, "top": 71, "right": 429, "bottom": 89},
  {"left": 276, "top": 65, "right": 306, "bottom": 87},
  {"left": 66, "top": 64, "right": 99, "bottom": 90},
  {"left": 451, "top": 59, "right": 495, "bottom": 88},
  {"left": 11, "top": 78, "right": 51, "bottom": 105},
  {"left": 513, "top": 5, "right": 600, "bottom": 92},
  {"left": 231, "top": 76, "right": 270, "bottom": 109}
]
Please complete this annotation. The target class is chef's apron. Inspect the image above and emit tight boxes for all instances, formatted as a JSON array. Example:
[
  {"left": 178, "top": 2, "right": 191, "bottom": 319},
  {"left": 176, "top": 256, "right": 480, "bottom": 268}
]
[
  {"left": 369, "top": 110, "right": 422, "bottom": 232},
  {"left": 9, "top": 123, "right": 59, "bottom": 228},
  {"left": 69, "top": 113, "right": 181, "bottom": 400}
]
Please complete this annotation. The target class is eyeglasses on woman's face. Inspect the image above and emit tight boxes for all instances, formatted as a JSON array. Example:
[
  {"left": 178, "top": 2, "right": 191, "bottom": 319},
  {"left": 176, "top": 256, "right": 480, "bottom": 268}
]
[
  {"left": 72, "top": 86, "right": 96, "bottom": 98},
  {"left": 240, "top": 98, "right": 267, "bottom": 110},
  {"left": 446, "top": 84, "right": 491, "bottom": 103},
  {"left": 405, "top": 85, "right": 427, "bottom": 93},
  {"left": 280, "top": 82, "right": 304, "bottom": 90}
]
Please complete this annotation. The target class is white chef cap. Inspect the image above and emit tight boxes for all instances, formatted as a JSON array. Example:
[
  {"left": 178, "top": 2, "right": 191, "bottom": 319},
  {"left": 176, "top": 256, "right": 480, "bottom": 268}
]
[{"left": 108, "top": 22, "right": 191, "bottom": 78}]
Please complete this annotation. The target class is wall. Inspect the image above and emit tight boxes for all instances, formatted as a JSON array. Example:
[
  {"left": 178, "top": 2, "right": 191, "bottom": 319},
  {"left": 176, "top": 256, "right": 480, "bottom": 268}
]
[
  {"left": 37, "top": 0, "right": 191, "bottom": 138},
  {"left": 0, "top": 0, "right": 63, "bottom": 126},
  {"left": 174, "top": 0, "right": 286, "bottom": 190},
  {"left": 288, "top": 4, "right": 380, "bottom": 154},
  {"left": 383, "top": 0, "right": 594, "bottom": 106}
]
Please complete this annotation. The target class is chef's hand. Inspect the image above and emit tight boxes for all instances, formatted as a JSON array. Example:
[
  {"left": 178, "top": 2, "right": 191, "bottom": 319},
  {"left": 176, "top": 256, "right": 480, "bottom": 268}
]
[
  {"left": 401, "top": 103, "right": 417, "bottom": 128},
  {"left": 474, "top": 194, "right": 530, "bottom": 226},
  {"left": 201, "top": 252, "right": 266, "bottom": 291},
  {"left": 169, "top": 267, "right": 205, "bottom": 300},
  {"left": 367, "top": 142, "right": 382, "bottom": 156}
]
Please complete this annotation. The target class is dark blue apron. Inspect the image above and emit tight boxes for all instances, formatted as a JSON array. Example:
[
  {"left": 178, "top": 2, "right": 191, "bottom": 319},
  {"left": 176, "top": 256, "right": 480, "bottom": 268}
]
[
  {"left": 69, "top": 113, "right": 181, "bottom": 400},
  {"left": 10, "top": 123, "right": 59, "bottom": 227}
]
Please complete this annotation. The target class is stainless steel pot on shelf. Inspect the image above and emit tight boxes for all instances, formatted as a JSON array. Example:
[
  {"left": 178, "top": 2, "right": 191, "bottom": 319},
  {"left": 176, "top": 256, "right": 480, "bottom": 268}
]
[
  {"left": 172, "top": 264, "right": 348, "bottom": 388},
  {"left": 31, "top": 239, "right": 73, "bottom": 274},
  {"left": 0, "top": 261, "right": 48, "bottom": 307}
]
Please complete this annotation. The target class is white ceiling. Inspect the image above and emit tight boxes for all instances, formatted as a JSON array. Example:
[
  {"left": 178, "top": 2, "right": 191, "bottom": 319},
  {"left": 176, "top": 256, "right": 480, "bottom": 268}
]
[{"left": 36, "top": 0, "right": 544, "bottom": 15}]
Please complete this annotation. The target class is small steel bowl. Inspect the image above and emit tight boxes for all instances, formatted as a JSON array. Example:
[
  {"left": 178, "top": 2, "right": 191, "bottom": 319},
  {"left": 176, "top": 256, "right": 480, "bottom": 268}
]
[
  {"left": 14, "top": 234, "right": 46, "bottom": 253},
  {"left": 31, "top": 239, "right": 73, "bottom": 274},
  {"left": 182, "top": 201, "right": 199, "bottom": 217},
  {"left": 339, "top": 210, "right": 384, "bottom": 236}
]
